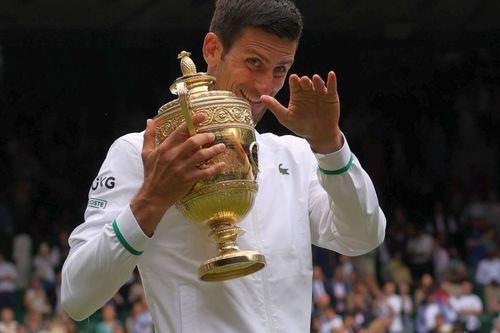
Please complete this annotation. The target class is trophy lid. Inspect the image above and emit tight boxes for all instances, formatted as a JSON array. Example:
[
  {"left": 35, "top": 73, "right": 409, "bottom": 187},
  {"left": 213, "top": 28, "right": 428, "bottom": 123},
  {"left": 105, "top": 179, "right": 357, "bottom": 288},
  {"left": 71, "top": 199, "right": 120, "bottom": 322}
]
[{"left": 169, "top": 51, "right": 216, "bottom": 95}]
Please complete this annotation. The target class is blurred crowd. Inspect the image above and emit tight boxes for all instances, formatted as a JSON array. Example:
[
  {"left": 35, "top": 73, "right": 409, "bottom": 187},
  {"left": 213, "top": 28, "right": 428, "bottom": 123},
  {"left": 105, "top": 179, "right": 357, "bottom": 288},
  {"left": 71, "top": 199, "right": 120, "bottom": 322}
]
[
  {"left": 0, "top": 239, "right": 153, "bottom": 333},
  {"left": 1, "top": 35, "right": 500, "bottom": 332},
  {"left": 310, "top": 198, "right": 500, "bottom": 333}
]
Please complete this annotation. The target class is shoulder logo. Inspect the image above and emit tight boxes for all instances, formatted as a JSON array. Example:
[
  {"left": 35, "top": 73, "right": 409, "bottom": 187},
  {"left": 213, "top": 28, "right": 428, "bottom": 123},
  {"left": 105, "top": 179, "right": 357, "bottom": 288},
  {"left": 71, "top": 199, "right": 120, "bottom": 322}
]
[
  {"left": 91, "top": 176, "right": 116, "bottom": 191},
  {"left": 88, "top": 198, "right": 107, "bottom": 209},
  {"left": 278, "top": 163, "right": 289, "bottom": 175}
]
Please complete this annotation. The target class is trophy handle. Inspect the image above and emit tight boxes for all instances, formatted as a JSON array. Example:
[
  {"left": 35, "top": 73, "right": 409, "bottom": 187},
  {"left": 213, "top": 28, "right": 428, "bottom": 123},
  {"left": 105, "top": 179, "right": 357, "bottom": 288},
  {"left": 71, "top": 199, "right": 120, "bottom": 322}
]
[
  {"left": 177, "top": 81, "right": 196, "bottom": 136},
  {"left": 249, "top": 141, "right": 259, "bottom": 179}
]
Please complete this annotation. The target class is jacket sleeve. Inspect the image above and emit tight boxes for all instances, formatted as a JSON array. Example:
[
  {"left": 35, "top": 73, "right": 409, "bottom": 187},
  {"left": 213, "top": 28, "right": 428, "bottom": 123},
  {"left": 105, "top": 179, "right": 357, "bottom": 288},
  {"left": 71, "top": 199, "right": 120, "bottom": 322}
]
[
  {"left": 308, "top": 135, "right": 386, "bottom": 255},
  {"left": 61, "top": 135, "right": 151, "bottom": 321}
]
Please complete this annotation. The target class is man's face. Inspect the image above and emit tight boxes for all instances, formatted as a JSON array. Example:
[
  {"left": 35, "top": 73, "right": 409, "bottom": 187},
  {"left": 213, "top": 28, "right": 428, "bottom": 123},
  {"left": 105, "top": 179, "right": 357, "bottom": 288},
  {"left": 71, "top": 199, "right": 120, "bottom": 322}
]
[{"left": 208, "top": 27, "right": 297, "bottom": 124}]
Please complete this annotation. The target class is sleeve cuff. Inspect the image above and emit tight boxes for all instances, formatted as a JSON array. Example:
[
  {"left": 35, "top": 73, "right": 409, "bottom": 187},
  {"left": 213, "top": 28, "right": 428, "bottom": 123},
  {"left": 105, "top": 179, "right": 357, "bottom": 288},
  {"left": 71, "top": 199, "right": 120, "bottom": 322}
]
[
  {"left": 314, "top": 133, "right": 353, "bottom": 174},
  {"left": 113, "top": 205, "right": 151, "bottom": 255}
]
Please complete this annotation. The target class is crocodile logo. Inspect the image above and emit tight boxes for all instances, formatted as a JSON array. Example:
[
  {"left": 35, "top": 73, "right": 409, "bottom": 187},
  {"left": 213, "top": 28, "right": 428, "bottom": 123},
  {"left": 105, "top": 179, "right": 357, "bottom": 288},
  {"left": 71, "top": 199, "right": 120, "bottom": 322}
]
[{"left": 278, "top": 163, "right": 289, "bottom": 175}]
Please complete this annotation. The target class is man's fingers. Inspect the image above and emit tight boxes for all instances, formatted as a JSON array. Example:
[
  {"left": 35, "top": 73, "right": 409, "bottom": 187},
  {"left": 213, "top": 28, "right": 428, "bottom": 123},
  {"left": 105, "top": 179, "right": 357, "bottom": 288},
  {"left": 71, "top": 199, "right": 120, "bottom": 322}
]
[
  {"left": 299, "top": 76, "right": 313, "bottom": 91},
  {"left": 188, "top": 143, "right": 226, "bottom": 166},
  {"left": 326, "top": 71, "right": 337, "bottom": 96},
  {"left": 289, "top": 74, "right": 301, "bottom": 93},
  {"left": 143, "top": 119, "right": 156, "bottom": 153},
  {"left": 183, "top": 132, "right": 217, "bottom": 152},
  {"left": 260, "top": 95, "right": 289, "bottom": 121},
  {"left": 192, "top": 112, "right": 207, "bottom": 126},
  {"left": 312, "top": 74, "right": 327, "bottom": 94},
  {"left": 194, "top": 162, "right": 226, "bottom": 180},
  {"left": 166, "top": 112, "right": 208, "bottom": 145}
]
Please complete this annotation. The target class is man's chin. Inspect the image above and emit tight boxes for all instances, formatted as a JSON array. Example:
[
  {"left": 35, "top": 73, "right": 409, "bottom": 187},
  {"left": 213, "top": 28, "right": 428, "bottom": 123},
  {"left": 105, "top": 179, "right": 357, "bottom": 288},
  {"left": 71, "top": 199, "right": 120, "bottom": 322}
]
[{"left": 251, "top": 108, "right": 267, "bottom": 125}]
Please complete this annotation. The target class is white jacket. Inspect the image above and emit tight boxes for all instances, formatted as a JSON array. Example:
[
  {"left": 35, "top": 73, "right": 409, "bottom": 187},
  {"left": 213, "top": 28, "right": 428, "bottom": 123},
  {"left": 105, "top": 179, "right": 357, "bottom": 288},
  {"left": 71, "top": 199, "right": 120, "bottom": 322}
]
[{"left": 62, "top": 131, "right": 386, "bottom": 333}]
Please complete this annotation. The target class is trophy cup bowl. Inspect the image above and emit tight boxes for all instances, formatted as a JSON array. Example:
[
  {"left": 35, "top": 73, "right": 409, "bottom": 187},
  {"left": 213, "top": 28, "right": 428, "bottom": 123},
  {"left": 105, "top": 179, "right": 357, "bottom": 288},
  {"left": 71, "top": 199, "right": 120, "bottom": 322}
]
[{"left": 154, "top": 51, "right": 266, "bottom": 281}]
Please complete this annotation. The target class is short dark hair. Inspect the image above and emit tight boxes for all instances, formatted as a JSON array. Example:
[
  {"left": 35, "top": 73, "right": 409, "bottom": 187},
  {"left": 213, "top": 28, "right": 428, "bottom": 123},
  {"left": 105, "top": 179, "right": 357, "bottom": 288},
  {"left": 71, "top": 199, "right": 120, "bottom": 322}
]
[{"left": 209, "top": 0, "right": 303, "bottom": 52}]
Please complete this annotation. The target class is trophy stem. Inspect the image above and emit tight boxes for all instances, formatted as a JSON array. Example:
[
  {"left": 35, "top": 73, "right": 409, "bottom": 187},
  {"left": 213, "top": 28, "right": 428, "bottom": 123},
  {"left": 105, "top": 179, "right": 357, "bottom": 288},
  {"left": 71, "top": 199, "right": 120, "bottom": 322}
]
[
  {"left": 198, "top": 218, "right": 266, "bottom": 282},
  {"left": 209, "top": 221, "right": 242, "bottom": 256}
]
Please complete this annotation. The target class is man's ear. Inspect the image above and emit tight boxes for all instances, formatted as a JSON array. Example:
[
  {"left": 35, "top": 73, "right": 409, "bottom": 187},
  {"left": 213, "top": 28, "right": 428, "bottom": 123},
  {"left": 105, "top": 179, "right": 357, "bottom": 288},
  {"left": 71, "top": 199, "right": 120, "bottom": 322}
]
[{"left": 203, "top": 32, "right": 223, "bottom": 68}]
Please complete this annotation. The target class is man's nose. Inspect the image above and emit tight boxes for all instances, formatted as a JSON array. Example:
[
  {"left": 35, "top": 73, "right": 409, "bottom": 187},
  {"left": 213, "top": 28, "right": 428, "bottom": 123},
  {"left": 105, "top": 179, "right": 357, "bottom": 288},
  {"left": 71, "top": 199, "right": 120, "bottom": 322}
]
[{"left": 254, "top": 72, "right": 275, "bottom": 96}]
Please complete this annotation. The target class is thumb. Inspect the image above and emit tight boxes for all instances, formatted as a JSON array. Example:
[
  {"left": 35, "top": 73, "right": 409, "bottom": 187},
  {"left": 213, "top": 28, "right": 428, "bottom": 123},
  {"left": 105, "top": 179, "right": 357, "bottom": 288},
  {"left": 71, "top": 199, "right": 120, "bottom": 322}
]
[
  {"left": 143, "top": 119, "right": 156, "bottom": 153},
  {"left": 260, "top": 95, "right": 289, "bottom": 122}
]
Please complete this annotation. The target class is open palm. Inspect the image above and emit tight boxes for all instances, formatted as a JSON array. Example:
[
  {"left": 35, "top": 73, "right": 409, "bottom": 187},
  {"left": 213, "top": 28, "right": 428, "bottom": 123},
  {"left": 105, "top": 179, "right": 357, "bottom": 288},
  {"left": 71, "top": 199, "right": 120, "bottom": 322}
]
[{"left": 261, "top": 71, "right": 343, "bottom": 153}]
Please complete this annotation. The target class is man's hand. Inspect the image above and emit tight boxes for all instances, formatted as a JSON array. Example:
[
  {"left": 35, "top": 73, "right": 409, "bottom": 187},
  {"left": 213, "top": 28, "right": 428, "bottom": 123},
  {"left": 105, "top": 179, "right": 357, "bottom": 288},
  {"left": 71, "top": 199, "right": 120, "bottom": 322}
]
[
  {"left": 131, "top": 113, "right": 226, "bottom": 236},
  {"left": 261, "top": 71, "right": 343, "bottom": 154}
]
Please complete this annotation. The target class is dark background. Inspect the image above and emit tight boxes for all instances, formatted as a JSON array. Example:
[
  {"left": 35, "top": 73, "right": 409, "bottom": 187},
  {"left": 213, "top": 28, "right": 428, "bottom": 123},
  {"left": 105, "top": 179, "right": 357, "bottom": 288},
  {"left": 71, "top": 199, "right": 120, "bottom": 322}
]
[{"left": 1, "top": 0, "right": 499, "bottom": 247}]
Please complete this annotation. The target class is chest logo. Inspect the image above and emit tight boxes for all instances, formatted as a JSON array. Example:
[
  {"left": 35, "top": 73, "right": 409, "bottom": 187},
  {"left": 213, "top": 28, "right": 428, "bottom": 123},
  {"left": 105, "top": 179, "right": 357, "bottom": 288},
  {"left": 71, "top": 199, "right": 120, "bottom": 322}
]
[{"left": 278, "top": 163, "right": 289, "bottom": 175}]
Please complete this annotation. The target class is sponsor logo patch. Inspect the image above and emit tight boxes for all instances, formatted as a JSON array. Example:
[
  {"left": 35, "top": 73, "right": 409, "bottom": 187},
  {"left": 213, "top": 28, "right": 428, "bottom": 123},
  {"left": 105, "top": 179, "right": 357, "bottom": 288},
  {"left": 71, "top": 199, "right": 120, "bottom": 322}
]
[
  {"left": 88, "top": 198, "right": 107, "bottom": 209},
  {"left": 91, "top": 176, "right": 116, "bottom": 191}
]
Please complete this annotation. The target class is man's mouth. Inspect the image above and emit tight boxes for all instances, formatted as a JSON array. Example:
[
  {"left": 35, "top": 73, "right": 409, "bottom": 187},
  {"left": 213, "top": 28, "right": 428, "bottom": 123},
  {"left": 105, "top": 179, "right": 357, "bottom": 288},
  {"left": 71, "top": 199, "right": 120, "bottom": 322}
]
[{"left": 239, "top": 89, "right": 262, "bottom": 105}]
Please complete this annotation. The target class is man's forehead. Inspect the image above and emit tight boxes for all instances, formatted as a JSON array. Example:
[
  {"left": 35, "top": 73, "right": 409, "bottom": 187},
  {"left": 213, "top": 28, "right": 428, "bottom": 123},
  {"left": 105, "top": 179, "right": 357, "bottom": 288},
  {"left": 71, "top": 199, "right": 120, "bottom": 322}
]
[{"left": 233, "top": 27, "right": 297, "bottom": 61}]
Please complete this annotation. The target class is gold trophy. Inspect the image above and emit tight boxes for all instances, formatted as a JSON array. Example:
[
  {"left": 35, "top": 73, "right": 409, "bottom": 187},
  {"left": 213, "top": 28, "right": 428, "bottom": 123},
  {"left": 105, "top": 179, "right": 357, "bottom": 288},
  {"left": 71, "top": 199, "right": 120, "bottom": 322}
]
[{"left": 154, "top": 51, "right": 266, "bottom": 281}]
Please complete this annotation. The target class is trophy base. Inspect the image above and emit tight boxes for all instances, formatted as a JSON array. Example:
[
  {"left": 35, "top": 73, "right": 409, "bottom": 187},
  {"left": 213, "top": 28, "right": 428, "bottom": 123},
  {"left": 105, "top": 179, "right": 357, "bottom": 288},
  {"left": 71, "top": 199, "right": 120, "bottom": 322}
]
[{"left": 198, "top": 250, "right": 266, "bottom": 282}]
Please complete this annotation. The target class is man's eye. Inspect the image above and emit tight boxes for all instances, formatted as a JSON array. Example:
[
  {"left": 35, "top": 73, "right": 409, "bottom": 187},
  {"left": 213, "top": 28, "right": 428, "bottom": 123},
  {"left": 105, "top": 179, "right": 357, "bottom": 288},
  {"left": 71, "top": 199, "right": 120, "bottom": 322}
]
[
  {"left": 274, "top": 66, "right": 288, "bottom": 77},
  {"left": 247, "top": 58, "right": 261, "bottom": 68}
]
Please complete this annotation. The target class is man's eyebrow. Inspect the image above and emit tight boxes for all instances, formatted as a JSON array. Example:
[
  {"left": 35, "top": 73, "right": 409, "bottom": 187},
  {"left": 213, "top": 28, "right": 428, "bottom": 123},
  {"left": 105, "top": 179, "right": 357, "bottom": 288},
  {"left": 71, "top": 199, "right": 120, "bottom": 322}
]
[{"left": 245, "top": 48, "right": 294, "bottom": 66}]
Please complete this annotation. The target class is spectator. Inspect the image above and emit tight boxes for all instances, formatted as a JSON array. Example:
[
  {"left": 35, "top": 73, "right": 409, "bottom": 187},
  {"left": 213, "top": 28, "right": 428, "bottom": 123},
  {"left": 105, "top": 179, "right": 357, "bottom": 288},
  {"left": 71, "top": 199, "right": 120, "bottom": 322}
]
[
  {"left": 0, "top": 307, "right": 18, "bottom": 333},
  {"left": 475, "top": 246, "right": 500, "bottom": 286},
  {"left": 46, "top": 311, "right": 69, "bottom": 333},
  {"left": 0, "top": 252, "right": 17, "bottom": 310},
  {"left": 491, "top": 314, "right": 500, "bottom": 333},
  {"left": 16, "top": 324, "right": 29, "bottom": 333},
  {"left": 125, "top": 301, "right": 144, "bottom": 333},
  {"left": 398, "top": 283, "right": 414, "bottom": 333},
  {"left": 95, "top": 303, "right": 122, "bottom": 333},
  {"left": 126, "top": 300, "right": 153, "bottom": 333},
  {"left": 426, "top": 201, "right": 459, "bottom": 248},
  {"left": 406, "top": 224, "right": 435, "bottom": 280},
  {"left": 416, "top": 291, "right": 451, "bottom": 333},
  {"left": 383, "top": 251, "right": 413, "bottom": 287},
  {"left": 319, "top": 306, "right": 343, "bottom": 333},
  {"left": 385, "top": 206, "right": 411, "bottom": 257},
  {"left": 428, "top": 313, "right": 453, "bottom": 333},
  {"left": 107, "top": 291, "right": 126, "bottom": 316},
  {"left": 23, "top": 276, "right": 52, "bottom": 315},
  {"left": 465, "top": 216, "right": 491, "bottom": 276},
  {"left": 433, "top": 237, "right": 450, "bottom": 283},
  {"left": 476, "top": 247, "right": 500, "bottom": 313},
  {"left": 339, "top": 312, "right": 356, "bottom": 333},
  {"left": 50, "top": 229, "right": 71, "bottom": 271},
  {"left": 366, "top": 315, "right": 393, "bottom": 333},
  {"left": 127, "top": 270, "right": 146, "bottom": 306},
  {"left": 450, "top": 280, "right": 483, "bottom": 333},
  {"left": 328, "top": 266, "right": 350, "bottom": 314},
  {"left": 338, "top": 255, "right": 355, "bottom": 281},
  {"left": 352, "top": 250, "right": 381, "bottom": 299},
  {"left": 434, "top": 281, "right": 459, "bottom": 324},
  {"left": 349, "top": 291, "right": 375, "bottom": 331},
  {"left": 313, "top": 265, "right": 331, "bottom": 311},
  {"left": 65, "top": 320, "right": 79, "bottom": 333},
  {"left": 23, "top": 310, "right": 46, "bottom": 333},
  {"left": 11, "top": 233, "right": 32, "bottom": 290},
  {"left": 33, "top": 242, "right": 58, "bottom": 308},
  {"left": 443, "top": 246, "right": 468, "bottom": 284},
  {"left": 380, "top": 281, "right": 404, "bottom": 333},
  {"left": 414, "top": 273, "right": 435, "bottom": 310}
]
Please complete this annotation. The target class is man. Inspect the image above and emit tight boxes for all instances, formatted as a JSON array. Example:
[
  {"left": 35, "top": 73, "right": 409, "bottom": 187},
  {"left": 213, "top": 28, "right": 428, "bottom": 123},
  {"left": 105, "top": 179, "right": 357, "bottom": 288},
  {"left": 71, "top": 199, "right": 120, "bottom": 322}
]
[{"left": 61, "top": 1, "right": 386, "bottom": 332}]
